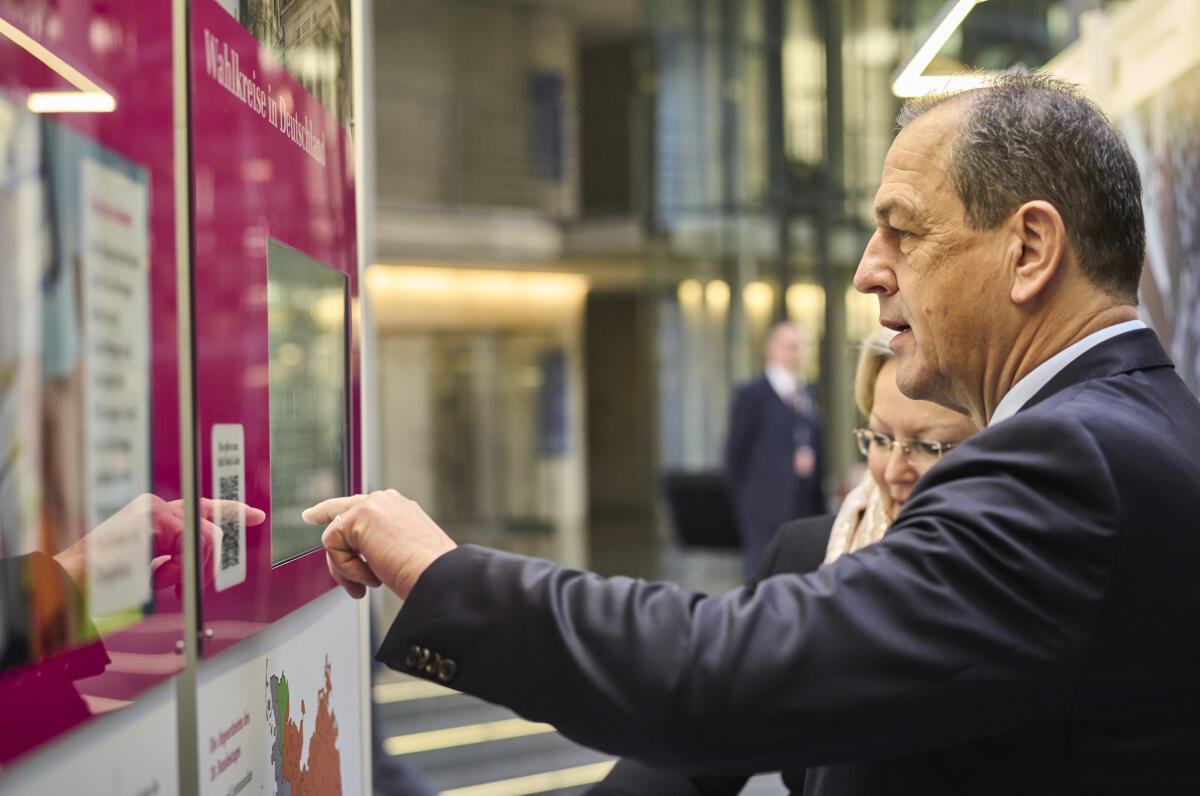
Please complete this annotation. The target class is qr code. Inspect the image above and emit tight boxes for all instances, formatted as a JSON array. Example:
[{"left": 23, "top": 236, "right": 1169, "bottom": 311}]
[{"left": 218, "top": 474, "right": 240, "bottom": 571}]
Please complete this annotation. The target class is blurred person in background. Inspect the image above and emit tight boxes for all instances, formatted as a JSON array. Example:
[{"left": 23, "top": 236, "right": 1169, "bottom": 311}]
[
  {"left": 590, "top": 328, "right": 979, "bottom": 796},
  {"left": 725, "top": 320, "right": 826, "bottom": 575}
]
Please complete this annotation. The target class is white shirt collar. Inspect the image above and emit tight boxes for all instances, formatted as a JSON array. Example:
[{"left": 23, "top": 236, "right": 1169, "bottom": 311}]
[
  {"left": 765, "top": 363, "right": 798, "bottom": 400},
  {"left": 988, "top": 320, "right": 1146, "bottom": 427}
]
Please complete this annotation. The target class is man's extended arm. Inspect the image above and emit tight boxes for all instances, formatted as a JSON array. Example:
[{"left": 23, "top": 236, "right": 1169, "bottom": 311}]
[{"left": 363, "top": 413, "right": 1117, "bottom": 773}]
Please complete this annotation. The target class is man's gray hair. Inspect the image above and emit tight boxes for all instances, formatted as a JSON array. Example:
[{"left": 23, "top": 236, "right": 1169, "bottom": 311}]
[{"left": 898, "top": 72, "right": 1145, "bottom": 301}]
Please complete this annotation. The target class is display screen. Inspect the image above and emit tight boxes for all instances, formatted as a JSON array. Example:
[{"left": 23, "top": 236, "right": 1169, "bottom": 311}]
[{"left": 266, "top": 238, "right": 348, "bottom": 565}]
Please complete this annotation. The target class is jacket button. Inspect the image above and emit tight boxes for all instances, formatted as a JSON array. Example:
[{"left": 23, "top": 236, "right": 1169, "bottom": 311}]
[{"left": 436, "top": 658, "right": 457, "bottom": 683}]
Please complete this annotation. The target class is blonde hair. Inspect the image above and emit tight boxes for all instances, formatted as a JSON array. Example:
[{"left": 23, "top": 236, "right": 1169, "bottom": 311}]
[{"left": 853, "top": 328, "right": 898, "bottom": 418}]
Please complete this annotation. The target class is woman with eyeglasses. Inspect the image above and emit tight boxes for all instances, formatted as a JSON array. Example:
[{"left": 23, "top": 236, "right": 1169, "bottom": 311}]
[
  {"left": 591, "top": 328, "right": 978, "bottom": 796},
  {"left": 828, "top": 328, "right": 979, "bottom": 560}
]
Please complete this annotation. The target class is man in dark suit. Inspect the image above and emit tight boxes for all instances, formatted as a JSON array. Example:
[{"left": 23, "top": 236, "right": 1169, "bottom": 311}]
[
  {"left": 307, "top": 73, "right": 1200, "bottom": 793},
  {"left": 725, "top": 321, "right": 826, "bottom": 575}
]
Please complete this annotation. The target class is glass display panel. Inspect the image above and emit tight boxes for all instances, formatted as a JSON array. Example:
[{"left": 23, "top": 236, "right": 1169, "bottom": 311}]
[
  {"left": 0, "top": 0, "right": 182, "bottom": 765},
  {"left": 266, "top": 238, "right": 348, "bottom": 565}
]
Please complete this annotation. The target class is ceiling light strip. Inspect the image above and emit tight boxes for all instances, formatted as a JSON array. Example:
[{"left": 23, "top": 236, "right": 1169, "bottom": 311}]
[
  {"left": 892, "top": 0, "right": 994, "bottom": 98},
  {"left": 0, "top": 14, "right": 116, "bottom": 112},
  {"left": 27, "top": 91, "right": 116, "bottom": 113}
]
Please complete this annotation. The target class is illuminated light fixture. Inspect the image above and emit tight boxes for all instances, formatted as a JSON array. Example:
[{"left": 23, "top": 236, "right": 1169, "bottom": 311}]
[
  {"left": 705, "top": 280, "right": 730, "bottom": 314},
  {"left": 27, "top": 91, "right": 115, "bottom": 113},
  {"left": 743, "top": 281, "right": 774, "bottom": 312},
  {"left": 0, "top": 15, "right": 116, "bottom": 113},
  {"left": 891, "top": 0, "right": 995, "bottom": 98},
  {"left": 367, "top": 265, "right": 588, "bottom": 301},
  {"left": 786, "top": 283, "right": 825, "bottom": 324},
  {"left": 677, "top": 278, "right": 704, "bottom": 309}
]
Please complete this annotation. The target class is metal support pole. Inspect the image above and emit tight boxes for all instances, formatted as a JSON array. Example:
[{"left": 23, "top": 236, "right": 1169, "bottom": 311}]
[
  {"left": 764, "top": 0, "right": 789, "bottom": 320},
  {"left": 171, "top": 0, "right": 200, "bottom": 792},
  {"left": 816, "top": 0, "right": 849, "bottom": 499}
]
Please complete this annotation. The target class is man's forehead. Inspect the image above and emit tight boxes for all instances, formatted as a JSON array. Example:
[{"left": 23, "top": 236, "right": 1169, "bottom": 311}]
[
  {"left": 874, "top": 113, "right": 961, "bottom": 220},
  {"left": 887, "top": 106, "right": 961, "bottom": 172},
  {"left": 770, "top": 323, "right": 801, "bottom": 343}
]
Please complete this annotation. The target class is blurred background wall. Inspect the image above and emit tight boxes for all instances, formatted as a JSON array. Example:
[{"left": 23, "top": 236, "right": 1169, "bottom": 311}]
[{"left": 363, "top": 0, "right": 1107, "bottom": 588}]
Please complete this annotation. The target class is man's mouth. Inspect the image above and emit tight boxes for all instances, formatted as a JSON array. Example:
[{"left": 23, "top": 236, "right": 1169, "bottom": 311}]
[{"left": 881, "top": 319, "right": 912, "bottom": 334}]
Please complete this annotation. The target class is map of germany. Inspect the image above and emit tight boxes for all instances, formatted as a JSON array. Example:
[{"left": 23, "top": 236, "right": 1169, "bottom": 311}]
[{"left": 266, "top": 656, "right": 342, "bottom": 796}]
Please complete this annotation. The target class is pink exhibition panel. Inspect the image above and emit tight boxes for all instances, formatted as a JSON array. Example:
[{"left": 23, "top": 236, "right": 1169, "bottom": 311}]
[
  {"left": 189, "top": 0, "right": 360, "bottom": 658},
  {"left": 0, "top": 0, "right": 183, "bottom": 765}
]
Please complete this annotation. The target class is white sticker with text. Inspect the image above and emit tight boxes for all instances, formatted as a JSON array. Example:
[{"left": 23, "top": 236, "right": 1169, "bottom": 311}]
[{"left": 212, "top": 423, "right": 246, "bottom": 591}]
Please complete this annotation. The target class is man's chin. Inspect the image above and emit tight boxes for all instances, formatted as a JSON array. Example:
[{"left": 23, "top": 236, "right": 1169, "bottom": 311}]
[
  {"left": 894, "top": 362, "right": 934, "bottom": 402},
  {"left": 897, "top": 367, "right": 964, "bottom": 414}
]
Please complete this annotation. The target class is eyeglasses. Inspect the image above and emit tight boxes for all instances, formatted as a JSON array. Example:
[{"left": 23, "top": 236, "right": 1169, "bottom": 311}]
[{"left": 853, "top": 427, "right": 958, "bottom": 468}]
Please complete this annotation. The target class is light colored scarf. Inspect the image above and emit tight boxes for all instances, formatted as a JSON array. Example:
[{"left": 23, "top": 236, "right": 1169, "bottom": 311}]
[{"left": 824, "top": 472, "right": 892, "bottom": 563}]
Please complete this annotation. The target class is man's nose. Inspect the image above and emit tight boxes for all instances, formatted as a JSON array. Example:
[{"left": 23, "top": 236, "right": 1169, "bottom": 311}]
[{"left": 853, "top": 232, "right": 896, "bottom": 296}]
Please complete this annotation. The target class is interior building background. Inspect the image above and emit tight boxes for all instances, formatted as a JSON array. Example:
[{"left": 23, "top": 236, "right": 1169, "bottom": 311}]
[{"left": 362, "top": 0, "right": 1096, "bottom": 583}]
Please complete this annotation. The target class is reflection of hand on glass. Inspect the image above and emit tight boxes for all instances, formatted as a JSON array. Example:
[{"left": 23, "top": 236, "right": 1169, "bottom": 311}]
[{"left": 51, "top": 495, "right": 266, "bottom": 600}]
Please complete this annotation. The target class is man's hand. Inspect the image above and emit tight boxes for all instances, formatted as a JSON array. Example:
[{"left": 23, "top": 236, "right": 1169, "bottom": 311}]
[
  {"left": 793, "top": 445, "right": 815, "bottom": 478},
  {"left": 302, "top": 489, "right": 457, "bottom": 600}
]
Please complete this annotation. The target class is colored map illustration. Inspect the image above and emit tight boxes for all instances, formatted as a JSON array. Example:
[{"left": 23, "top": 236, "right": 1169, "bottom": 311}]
[{"left": 266, "top": 656, "right": 342, "bottom": 796}]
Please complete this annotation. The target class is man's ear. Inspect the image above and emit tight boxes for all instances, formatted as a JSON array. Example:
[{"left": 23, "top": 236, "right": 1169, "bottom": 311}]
[{"left": 1009, "top": 200, "right": 1068, "bottom": 305}]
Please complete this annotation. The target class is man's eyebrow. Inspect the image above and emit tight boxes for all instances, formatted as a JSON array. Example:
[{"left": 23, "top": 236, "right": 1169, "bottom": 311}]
[{"left": 874, "top": 199, "right": 908, "bottom": 226}]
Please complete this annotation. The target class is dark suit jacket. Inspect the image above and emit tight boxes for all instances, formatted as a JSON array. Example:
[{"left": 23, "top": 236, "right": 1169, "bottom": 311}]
[
  {"left": 725, "top": 376, "right": 825, "bottom": 573},
  {"left": 379, "top": 329, "right": 1200, "bottom": 794},
  {"left": 592, "top": 514, "right": 835, "bottom": 796}
]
